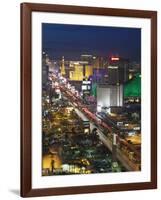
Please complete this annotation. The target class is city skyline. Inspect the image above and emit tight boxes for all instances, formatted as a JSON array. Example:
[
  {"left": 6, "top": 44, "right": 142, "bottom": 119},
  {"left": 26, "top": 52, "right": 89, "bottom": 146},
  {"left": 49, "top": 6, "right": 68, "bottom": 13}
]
[
  {"left": 42, "top": 23, "right": 141, "bottom": 62},
  {"left": 42, "top": 22, "right": 141, "bottom": 176}
]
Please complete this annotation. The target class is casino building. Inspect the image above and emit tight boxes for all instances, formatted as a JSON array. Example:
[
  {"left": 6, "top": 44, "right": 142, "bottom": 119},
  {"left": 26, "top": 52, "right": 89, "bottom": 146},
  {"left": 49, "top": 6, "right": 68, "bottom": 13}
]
[{"left": 108, "top": 56, "right": 129, "bottom": 85}]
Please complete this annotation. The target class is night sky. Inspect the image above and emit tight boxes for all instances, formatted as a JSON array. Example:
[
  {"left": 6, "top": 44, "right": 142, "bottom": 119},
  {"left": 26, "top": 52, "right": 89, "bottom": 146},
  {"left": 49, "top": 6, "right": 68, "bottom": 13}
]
[{"left": 42, "top": 23, "right": 141, "bottom": 62}]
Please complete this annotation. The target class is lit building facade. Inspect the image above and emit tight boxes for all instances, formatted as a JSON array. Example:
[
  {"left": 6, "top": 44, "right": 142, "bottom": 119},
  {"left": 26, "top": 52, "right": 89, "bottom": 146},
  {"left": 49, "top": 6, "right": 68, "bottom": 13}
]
[
  {"left": 85, "top": 65, "right": 93, "bottom": 78},
  {"left": 92, "top": 68, "right": 108, "bottom": 83},
  {"left": 60, "top": 56, "right": 66, "bottom": 76},
  {"left": 108, "top": 57, "right": 129, "bottom": 85},
  {"left": 69, "top": 61, "right": 93, "bottom": 81},
  {"left": 124, "top": 73, "right": 141, "bottom": 104},
  {"left": 97, "top": 84, "right": 123, "bottom": 112}
]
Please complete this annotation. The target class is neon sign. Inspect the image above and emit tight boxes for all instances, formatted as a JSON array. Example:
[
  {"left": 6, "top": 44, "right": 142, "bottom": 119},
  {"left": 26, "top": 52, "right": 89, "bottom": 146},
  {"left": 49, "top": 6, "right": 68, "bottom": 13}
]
[{"left": 111, "top": 57, "right": 120, "bottom": 61}]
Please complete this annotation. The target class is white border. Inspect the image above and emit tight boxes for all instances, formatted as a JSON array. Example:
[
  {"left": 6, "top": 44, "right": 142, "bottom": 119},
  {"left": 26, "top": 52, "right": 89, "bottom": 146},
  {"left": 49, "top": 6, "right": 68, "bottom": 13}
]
[{"left": 32, "top": 12, "right": 151, "bottom": 189}]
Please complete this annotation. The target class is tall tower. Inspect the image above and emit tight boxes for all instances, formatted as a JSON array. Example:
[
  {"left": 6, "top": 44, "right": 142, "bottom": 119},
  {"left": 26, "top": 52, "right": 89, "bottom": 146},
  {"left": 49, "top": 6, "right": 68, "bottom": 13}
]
[{"left": 61, "top": 56, "right": 66, "bottom": 76}]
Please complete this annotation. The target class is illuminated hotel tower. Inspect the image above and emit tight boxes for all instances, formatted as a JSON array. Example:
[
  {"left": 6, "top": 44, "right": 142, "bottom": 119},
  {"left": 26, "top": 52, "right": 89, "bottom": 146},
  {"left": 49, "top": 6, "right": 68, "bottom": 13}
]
[{"left": 61, "top": 56, "right": 66, "bottom": 76}]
